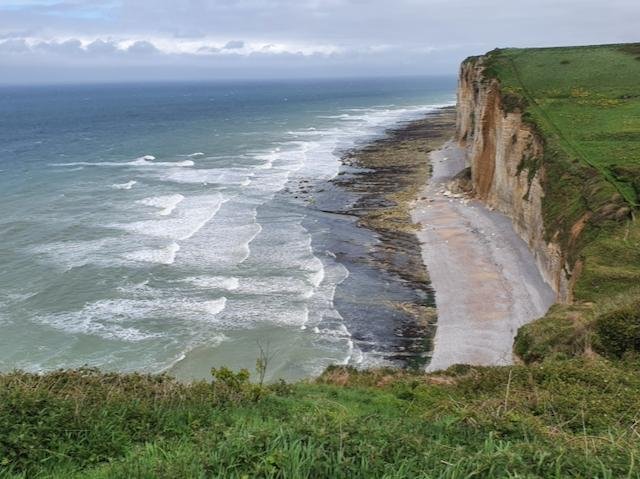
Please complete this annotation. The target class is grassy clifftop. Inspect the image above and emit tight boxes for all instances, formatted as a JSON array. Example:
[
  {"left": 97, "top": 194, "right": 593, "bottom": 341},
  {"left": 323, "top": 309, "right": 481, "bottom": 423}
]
[
  {"left": 479, "top": 44, "right": 640, "bottom": 302},
  {"left": 472, "top": 45, "right": 640, "bottom": 368}
]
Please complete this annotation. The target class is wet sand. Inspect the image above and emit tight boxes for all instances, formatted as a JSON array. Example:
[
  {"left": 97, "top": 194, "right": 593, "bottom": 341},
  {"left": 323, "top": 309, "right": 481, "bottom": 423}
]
[{"left": 411, "top": 141, "right": 555, "bottom": 371}]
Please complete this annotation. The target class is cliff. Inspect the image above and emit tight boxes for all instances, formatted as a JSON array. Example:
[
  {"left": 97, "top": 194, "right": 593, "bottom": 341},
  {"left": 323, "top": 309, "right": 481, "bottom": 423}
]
[{"left": 456, "top": 58, "right": 572, "bottom": 302}]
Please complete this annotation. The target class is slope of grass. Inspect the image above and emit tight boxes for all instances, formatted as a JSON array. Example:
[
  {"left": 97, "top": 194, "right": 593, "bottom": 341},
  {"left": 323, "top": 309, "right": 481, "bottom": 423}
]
[{"left": 2, "top": 361, "right": 640, "bottom": 478}]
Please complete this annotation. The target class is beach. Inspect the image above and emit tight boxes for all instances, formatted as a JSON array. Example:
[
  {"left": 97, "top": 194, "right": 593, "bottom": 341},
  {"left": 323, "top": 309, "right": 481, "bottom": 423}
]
[
  {"left": 316, "top": 105, "right": 554, "bottom": 371},
  {"left": 412, "top": 140, "right": 555, "bottom": 370}
]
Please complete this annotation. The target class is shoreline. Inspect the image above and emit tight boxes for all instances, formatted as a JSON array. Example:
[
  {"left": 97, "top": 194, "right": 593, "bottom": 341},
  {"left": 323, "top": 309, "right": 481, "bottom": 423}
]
[
  {"left": 305, "top": 106, "right": 457, "bottom": 368},
  {"left": 312, "top": 104, "right": 555, "bottom": 371},
  {"left": 412, "top": 141, "right": 555, "bottom": 370}
]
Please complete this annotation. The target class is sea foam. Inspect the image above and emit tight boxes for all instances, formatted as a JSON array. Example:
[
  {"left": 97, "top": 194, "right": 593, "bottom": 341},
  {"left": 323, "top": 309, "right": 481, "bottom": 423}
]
[
  {"left": 113, "top": 193, "right": 226, "bottom": 241},
  {"left": 138, "top": 194, "right": 185, "bottom": 216},
  {"left": 52, "top": 155, "right": 194, "bottom": 168},
  {"left": 182, "top": 276, "right": 240, "bottom": 290},
  {"left": 124, "top": 242, "right": 181, "bottom": 265},
  {"left": 112, "top": 180, "right": 137, "bottom": 190}
]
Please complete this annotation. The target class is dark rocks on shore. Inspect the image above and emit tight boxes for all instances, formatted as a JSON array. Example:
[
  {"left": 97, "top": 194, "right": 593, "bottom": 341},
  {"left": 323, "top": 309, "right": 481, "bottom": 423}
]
[
  {"left": 328, "top": 107, "right": 457, "bottom": 368},
  {"left": 279, "top": 107, "right": 457, "bottom": 369}
]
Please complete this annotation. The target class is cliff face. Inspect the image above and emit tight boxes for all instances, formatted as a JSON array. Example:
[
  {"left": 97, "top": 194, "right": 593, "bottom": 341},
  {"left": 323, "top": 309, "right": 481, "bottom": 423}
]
[{"left": 456, "top": 59, "right": 572, "bottom": 302}]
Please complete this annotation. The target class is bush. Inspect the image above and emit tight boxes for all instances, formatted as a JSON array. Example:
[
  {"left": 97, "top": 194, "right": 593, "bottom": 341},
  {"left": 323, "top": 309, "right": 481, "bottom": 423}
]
[
  {"left": 211, "top": 366, "right": 267, "bottom": 403},
  {"left": 514, "top": 305, "right": 592, "bottom": 363},
  {"left": 594, "top": 298, "right": 640, "bottom": 358}
]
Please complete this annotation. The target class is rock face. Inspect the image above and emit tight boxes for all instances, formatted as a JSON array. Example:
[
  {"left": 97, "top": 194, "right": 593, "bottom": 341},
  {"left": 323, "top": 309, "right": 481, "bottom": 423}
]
[{"left": 456, "top": 59, "right": 572, "bottom": 302}]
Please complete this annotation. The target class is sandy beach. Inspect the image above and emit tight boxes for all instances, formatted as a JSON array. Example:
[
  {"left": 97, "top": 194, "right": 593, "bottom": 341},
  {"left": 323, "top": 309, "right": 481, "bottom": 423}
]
[{"left": 412, "top": 141, "right": 555, "bottom": 371}]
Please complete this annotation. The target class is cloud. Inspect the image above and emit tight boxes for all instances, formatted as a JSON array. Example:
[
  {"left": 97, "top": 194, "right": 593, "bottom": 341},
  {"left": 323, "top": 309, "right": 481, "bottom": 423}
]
[
  {"left": 223, "top": 40, "right": 245, "bottom": 50},
  {"left": 85, "top": 38, "right": 118, "bottom": 54},
  {"left": 197, "top": 45, "right": 220, "bottom": 54},
  {"left": 0, "top": 38, "right": 30, "bottom": 53},
  {"left": 126, "top": 40, "right": 159, "bottom": 55},
  {"left": 0, "top": 0, "right": 638, "bottom": 83},
  {"left": 33, "top": 38, "right": 83, "bottom": 54},
  {"left": 0, "top": 34, "right": 345, "bottom": 58}
]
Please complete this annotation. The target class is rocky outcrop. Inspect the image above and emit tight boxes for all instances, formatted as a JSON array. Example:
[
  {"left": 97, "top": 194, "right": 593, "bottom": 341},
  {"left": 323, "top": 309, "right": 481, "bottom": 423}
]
[{"left": 456, "top": 59, "right": 572, "bottom": 302}]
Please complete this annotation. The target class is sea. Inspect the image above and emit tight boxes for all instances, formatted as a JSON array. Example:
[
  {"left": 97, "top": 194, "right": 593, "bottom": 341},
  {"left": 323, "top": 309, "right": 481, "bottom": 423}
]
[{"left": 0, "top": 77, "right": 455, "bottom": 381}]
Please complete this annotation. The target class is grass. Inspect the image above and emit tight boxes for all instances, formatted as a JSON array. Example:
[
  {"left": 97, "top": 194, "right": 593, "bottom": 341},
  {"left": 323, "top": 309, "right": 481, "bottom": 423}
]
[{"left": 2, "top": 360, "right": 640, "bottom": 478}]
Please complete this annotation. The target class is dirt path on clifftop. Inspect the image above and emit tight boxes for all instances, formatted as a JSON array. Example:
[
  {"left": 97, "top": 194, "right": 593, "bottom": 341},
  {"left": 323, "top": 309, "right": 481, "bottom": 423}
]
[{"left": 412, "top": 142, "right": 555, "bottom": 371}]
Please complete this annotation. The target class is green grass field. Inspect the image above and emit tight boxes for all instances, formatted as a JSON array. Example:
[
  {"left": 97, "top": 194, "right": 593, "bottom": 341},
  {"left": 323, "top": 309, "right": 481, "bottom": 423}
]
[
  {"left": 2, "top": 44, "right": 640, "bottom": 478},
  {"left": 484, "top": 44, "right": 640, "bottom": 207}
]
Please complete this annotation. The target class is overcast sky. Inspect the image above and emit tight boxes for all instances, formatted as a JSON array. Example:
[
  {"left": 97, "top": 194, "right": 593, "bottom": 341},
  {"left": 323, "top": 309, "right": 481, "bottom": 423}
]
[{"left": 0, "top": 0, "right": 638, "bottom": 84}]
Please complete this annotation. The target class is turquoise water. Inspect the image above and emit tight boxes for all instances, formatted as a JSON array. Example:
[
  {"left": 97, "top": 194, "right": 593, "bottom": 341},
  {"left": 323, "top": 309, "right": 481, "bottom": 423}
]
[{"left": 0, "top": 77, "right": 455, "bottom": 380}]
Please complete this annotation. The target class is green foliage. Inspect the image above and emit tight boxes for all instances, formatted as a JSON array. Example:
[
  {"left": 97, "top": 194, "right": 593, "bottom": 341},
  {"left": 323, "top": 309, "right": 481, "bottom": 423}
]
[
  {"left": 500, "top": 88, "right": 528, "bottom": 113},
  {"left": 514, "top": 304, "right": 593, "bottom": 363},
  {"left": 211, "top": 366, "right": 268, "bottom": 403},
  {"left": 2, "top": 361, "right": 640, "bottom": 478},
  {"left": 575, "top": 218, "right": 640, "bottom": 302},
  {"left": 594, "top": 297, "right": 640, "bottom": 358},
  {"left": 212, "top": 366, "right": 253, "bottom": 402},
  {"left": 0, "top": 369, "right": 218, "bottom": 476}
]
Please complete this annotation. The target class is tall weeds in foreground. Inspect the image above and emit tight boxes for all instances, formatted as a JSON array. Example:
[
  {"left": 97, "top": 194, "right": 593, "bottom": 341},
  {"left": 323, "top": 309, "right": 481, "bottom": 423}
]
[{"left": 1, "top": 357, "right": 640, "bottom": 478}]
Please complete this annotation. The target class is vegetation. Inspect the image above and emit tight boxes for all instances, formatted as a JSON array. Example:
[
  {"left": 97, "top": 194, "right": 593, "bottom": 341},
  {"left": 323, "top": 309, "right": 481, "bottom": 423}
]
[
  {"left": 480, "top": 44, "right": 640, "bottom": 362},
  {"left": 480, "top": 44, "right": 640, "bottom": 296},
  {"left": 2, "top": 359, "right": 640, "bottom": 478},
  {"left": 2, "top": 44, "right": 640, "bottom": 478}
]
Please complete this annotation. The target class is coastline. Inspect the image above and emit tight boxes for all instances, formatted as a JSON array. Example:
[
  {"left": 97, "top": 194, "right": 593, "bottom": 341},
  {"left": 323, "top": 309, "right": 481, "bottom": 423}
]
[
  {"left": 412, "top": 142, "right": 555, "bottom": 370},
  {"left": 303, "top": 106, "right": 457, "bottom": 368},
  {"left": 305, "top": 104, "right": 555, "bottom": 371}
]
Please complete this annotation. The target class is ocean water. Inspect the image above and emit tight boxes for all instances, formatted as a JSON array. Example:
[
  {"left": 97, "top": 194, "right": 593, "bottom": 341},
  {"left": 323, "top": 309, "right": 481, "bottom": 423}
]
[{"left": 0, "top": 77, "right": 455, "bottom": 380}]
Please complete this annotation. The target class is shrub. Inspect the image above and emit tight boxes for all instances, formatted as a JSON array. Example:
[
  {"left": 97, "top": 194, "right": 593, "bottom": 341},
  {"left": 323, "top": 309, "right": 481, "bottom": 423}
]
[
  {"left": 594, "top": 298, "right": 640, "bottom": 358},
  {"left": 514, "top": 305, "right": 592, "bottom": 363},
  {"left": 211, "top": 366, "right": 267, "bottom": 403}
]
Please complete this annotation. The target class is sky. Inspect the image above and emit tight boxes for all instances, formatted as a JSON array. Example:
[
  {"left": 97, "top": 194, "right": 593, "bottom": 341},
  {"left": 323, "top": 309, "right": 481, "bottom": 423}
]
[{"left": 0, "top": 0, "right": 638, "bottom": 84}]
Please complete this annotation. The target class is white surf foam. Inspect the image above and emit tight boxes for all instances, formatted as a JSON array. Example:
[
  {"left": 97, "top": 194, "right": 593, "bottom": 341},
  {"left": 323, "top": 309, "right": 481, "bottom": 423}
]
[
  {"left": 197, "top": 297, "right": 227, "bottom": 319},
  {"left": 31, "top": 237, "right": 126, "bottom": 270},
  {"left": 124, "top": 242, "right": 180, "bottom": 265},
  {"left": 234, "top": 276, "right": 314, "bottom": 298},
  {"left": 278, "top": 101, "right": 456, "bottom": 182},
  {"left": 176, "top": 198, "right": 263, "bottom": 269},
  {"left": 308, "top": 257, "right": 326, "bottom": 288},
  {"left": 36, "top": 294, "right": 229, "bottom": 343},
  {"left": 113, "top": 193, "right": 226, "bottom": 241},
  {"left": 138, "top": 194, "right": 185, "bottom": 216},
  {"left": 37, "top": 303, "right": 163, "bottom": 342},
  {"left": 52, "top": 155, "right": 194, "bottom": 168},
  {"left": 216, "top": 297, "right": 310, "bottom": 328},
  {"left": 129, "top": 156, "right": 195, "bottom": 167},
  {"left": 182, "top": 276, "right": 240, "bottom": 291},
  {"left": 254, "top": 147, "right": 280, "bottom": 169},
  {"left": 112, "top": 180, "right": 137, "bottom": 190},
  {"left": 164, "top": 168, "right": 252, "bottom": 186}
]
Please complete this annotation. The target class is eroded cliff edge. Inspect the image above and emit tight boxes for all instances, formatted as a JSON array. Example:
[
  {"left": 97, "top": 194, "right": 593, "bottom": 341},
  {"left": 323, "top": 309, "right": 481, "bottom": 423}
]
[{"left": 456, "top": 58, "right": 573, "bottom": 302}]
